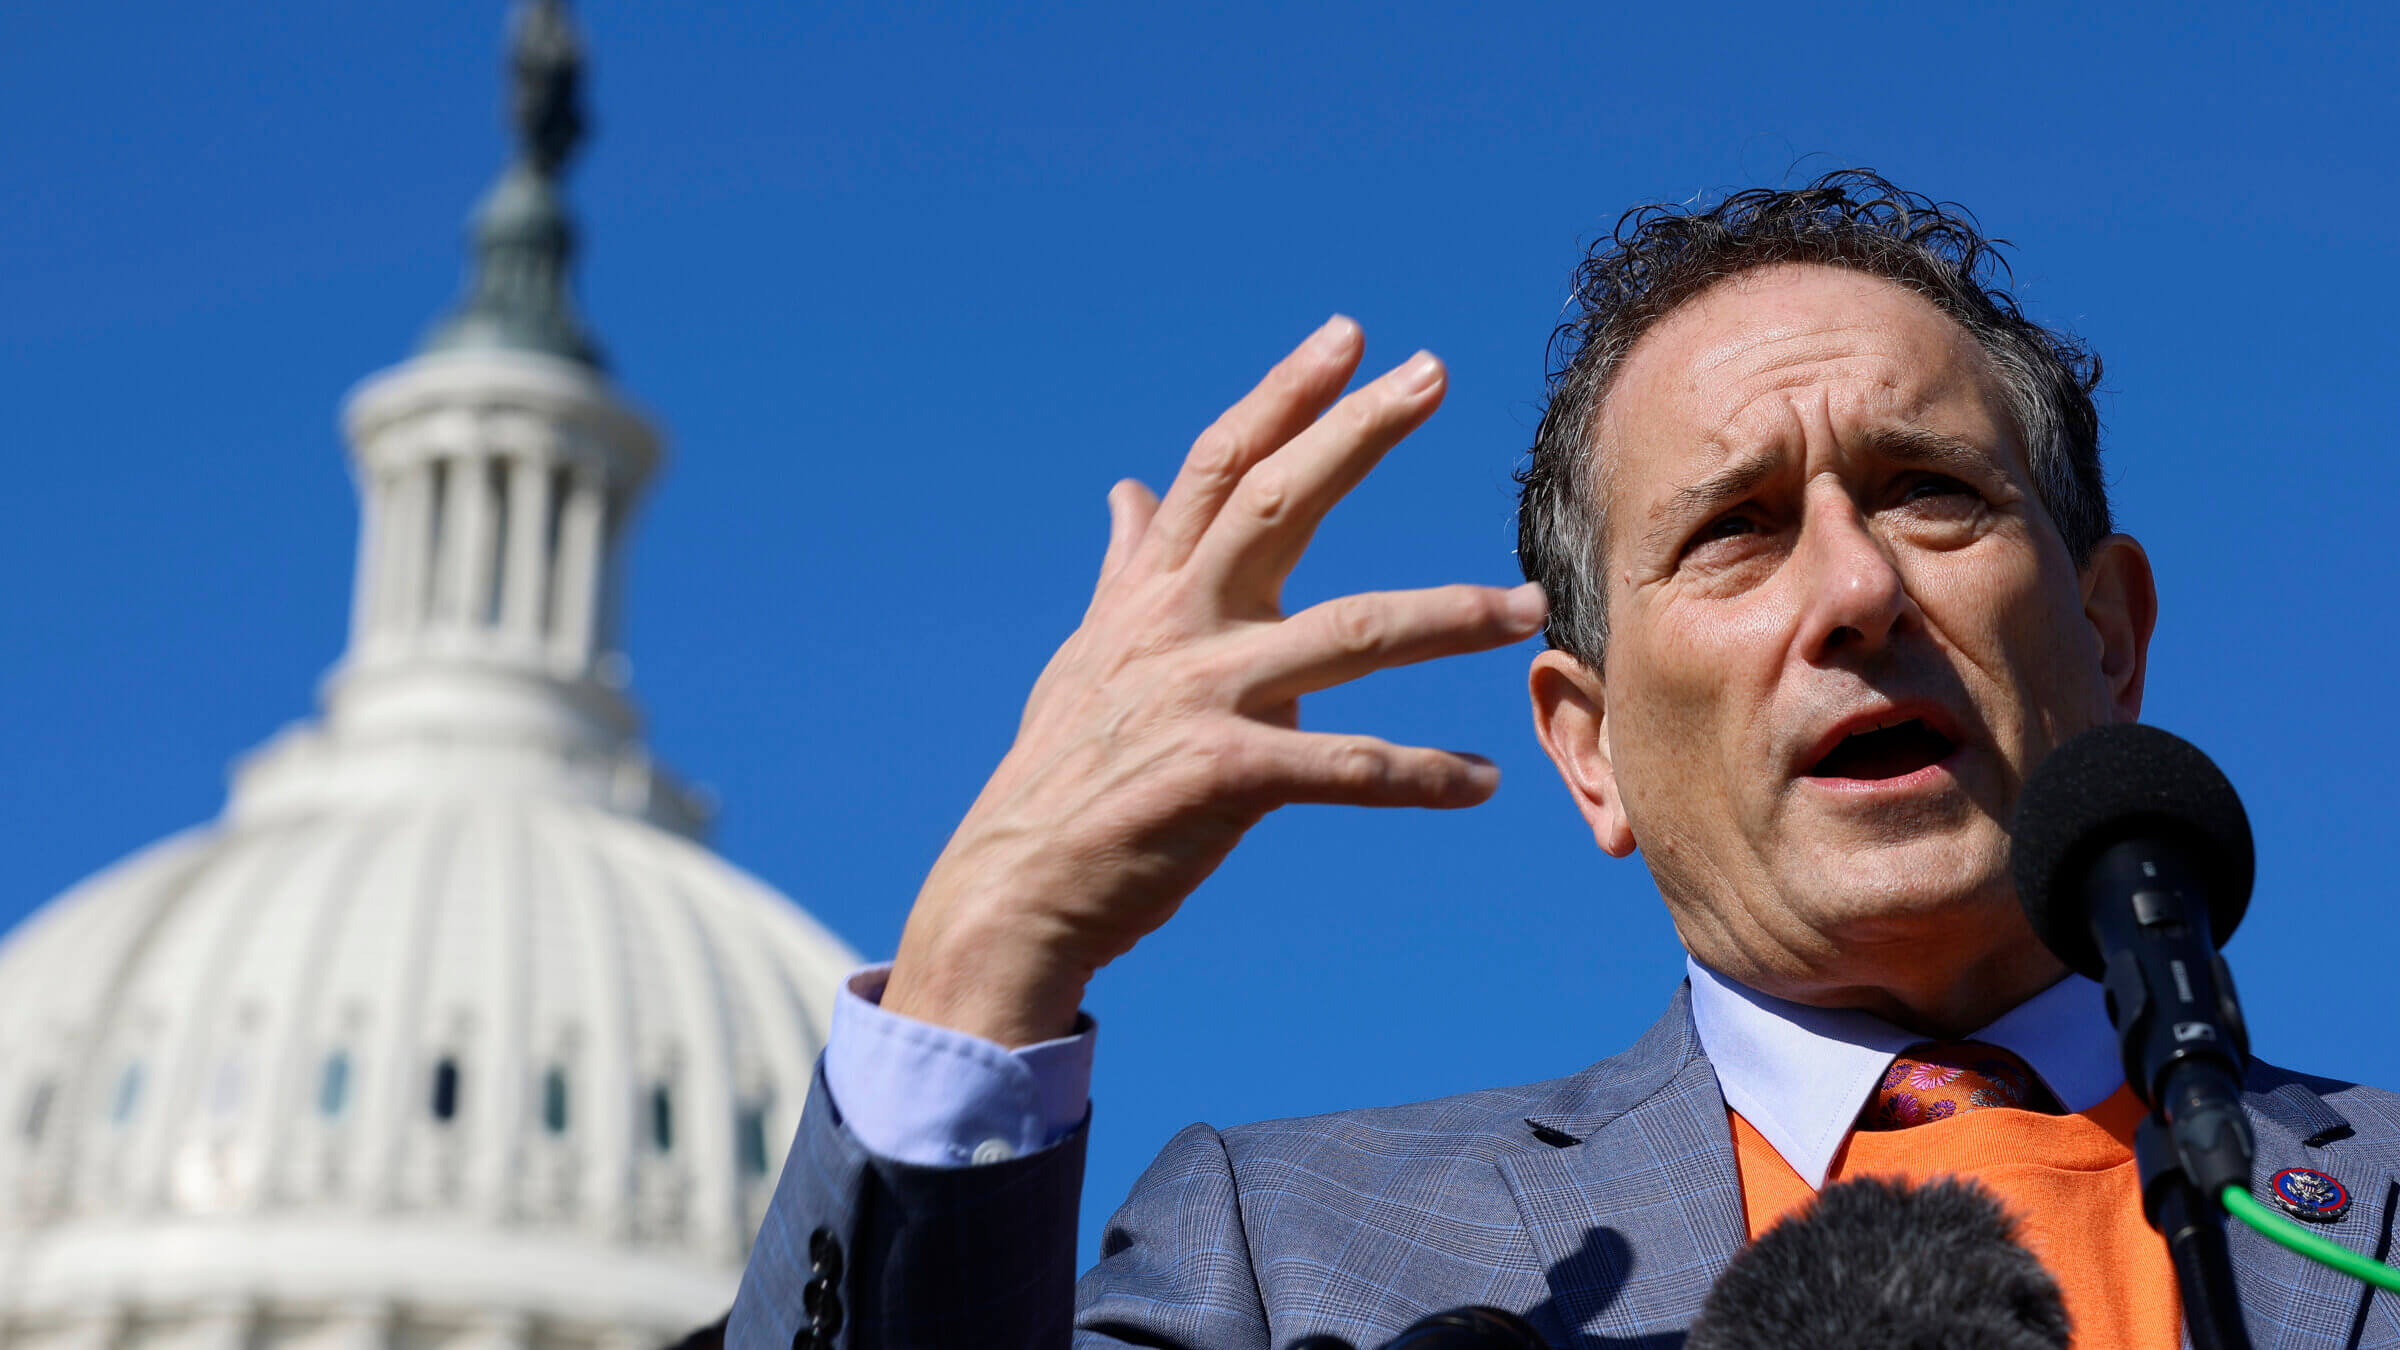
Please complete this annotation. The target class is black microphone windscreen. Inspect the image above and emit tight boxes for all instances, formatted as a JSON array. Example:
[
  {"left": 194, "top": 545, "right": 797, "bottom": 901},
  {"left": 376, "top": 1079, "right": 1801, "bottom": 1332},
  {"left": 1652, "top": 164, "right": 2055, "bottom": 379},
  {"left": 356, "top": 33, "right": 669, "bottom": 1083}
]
[
  {"left": 2009, "top": 723, "right": 2253, "bottom": 979},
  {"left": 1685, "top": 1177, "right": 2069, "bottom": 1350},
  {"left": 1379, "top": 1307, "right": 1548, "bottom": 1349}
]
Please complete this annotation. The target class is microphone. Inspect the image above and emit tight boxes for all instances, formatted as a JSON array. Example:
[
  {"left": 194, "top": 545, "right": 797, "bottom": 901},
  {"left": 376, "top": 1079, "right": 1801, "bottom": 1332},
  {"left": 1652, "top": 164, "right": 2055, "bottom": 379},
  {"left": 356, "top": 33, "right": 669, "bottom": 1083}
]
[
  {"left": 1288, "top": 1306, "right": 1550, "bottom": 1350},
  {"left": 2009, "top": 722, "right": 2256, "bottom": 1202},
  {"left": 1685, "top": 1176, "right": 2070, "bottom": 1350}
]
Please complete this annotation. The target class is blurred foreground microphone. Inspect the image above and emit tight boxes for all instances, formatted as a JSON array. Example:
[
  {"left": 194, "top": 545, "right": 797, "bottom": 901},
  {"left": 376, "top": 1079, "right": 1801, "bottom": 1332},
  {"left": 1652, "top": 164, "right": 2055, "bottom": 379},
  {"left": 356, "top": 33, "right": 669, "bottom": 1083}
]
[
  {"left": 1685, "top": 1177, "right": 2069, "bottom": 1350},
  {"left": 1288, "top": 1306, "right": 1549, "bottom": 1350},
  {"left": 2010, "top": 722, "right": 2256, "bottom": 1201}
]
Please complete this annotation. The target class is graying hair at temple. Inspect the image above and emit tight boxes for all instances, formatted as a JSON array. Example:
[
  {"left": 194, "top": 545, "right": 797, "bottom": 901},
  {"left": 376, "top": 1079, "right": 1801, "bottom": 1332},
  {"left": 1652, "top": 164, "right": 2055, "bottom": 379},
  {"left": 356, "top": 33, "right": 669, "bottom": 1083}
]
[{"left": 1514, "top": 169, "right": 2112, "bottom": 669}]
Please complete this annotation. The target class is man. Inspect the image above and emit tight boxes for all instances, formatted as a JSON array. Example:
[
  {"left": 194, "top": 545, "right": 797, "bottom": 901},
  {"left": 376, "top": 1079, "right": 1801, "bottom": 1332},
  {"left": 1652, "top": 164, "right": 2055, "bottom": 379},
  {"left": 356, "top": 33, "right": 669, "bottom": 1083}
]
[{"left": 729, "top": 172, "right": 2400, "bottom": 1348}]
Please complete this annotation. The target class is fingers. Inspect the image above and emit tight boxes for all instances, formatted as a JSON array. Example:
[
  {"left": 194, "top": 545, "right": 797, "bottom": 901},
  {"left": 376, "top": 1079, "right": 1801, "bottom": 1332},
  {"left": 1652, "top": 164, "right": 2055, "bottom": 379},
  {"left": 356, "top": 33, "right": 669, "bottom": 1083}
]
[
  {"left": 1090, "top": 478, "right": 1160, "bottom": 605},
  {"left": 1232, "top": 730, "right": 1501, "bottom": 810},
  {"left": 1186, "top": 350, "right": 1446, "bottom": 599},
  {"left": 1236, "top": 582, "right": 1549, "bottom": 708},
  {"left": 1138, "top": 316, "right": 1364, "bottom": 572}
]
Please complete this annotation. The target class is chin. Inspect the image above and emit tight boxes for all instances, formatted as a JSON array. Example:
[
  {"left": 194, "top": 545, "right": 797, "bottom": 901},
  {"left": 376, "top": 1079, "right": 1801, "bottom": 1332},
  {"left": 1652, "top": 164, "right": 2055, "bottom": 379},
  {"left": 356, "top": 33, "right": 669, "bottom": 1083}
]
[{"left": 1788, "top": 833, "right": 2017, "bottom": 937}]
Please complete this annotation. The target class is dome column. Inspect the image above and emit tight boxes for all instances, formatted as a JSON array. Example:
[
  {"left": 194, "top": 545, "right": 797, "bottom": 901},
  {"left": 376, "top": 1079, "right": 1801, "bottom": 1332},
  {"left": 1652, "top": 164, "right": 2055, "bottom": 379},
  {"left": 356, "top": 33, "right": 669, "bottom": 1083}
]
[
  {"left": 500, "top": 455, "right": 551, "bottom": 644},
  {"left": 548, "top": 460, "right": 609, "bottom": 672},
  {"left": 435, "top": 447, "right": 500, "bottom": 632}
]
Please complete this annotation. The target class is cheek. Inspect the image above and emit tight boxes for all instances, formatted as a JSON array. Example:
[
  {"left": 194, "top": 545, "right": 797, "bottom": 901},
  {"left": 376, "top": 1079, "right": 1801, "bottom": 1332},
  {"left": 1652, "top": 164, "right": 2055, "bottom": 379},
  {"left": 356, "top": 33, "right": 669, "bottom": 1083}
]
[
  {"left": 1912, "top": 542, "right": 2104, "bottom": 744},
  {"left": 2014, "top": 589, "right": 2112, "bottom": 748},
  {"left": 1613, "top": 601, "right": 1789, "bottom": 818}
]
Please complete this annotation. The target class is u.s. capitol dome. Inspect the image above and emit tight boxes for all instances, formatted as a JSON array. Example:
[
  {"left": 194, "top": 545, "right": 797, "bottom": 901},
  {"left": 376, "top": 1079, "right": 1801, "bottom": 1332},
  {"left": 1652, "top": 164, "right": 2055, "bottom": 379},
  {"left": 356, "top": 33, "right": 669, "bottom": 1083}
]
[{"left": 0, "top": 6, "right": 855, "bottom": 1348}]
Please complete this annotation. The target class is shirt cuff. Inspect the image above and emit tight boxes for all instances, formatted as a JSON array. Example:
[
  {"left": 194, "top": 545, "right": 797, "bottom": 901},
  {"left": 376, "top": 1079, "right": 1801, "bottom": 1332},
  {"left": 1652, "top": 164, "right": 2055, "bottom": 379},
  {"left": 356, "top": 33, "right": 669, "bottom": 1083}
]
[{"left": 821, "top": 963, "right": 1097, "bottom": 1168}]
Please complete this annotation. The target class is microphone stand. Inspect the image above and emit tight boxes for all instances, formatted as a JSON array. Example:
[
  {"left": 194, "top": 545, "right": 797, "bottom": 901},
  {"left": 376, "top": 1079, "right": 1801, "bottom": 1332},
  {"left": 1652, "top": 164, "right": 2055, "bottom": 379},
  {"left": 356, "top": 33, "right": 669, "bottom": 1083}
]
[{"left": 2138, "top": 1113, "right": 2254, "bottom": 1350}]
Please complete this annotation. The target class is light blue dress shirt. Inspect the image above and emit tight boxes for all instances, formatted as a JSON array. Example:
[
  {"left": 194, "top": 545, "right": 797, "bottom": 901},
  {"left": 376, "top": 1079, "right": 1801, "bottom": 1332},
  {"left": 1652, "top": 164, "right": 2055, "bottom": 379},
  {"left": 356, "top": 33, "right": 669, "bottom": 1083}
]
[
  {"left": 824, "top": 965, "right": 1096, "bottom": 1166},
  {"left": 1682, "top": 956, "right": 2122, "bottom": 1186},
  {"left": 823, "top": 955, "right": 2122, "bottom": 1183}
]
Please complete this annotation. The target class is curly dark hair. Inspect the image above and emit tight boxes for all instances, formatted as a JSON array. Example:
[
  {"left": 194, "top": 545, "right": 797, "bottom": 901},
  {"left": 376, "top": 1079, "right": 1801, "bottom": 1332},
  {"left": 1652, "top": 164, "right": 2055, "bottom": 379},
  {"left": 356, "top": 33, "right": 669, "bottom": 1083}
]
[{"left": 1514, "top": 169, "right": 2110, "bottom": 669}]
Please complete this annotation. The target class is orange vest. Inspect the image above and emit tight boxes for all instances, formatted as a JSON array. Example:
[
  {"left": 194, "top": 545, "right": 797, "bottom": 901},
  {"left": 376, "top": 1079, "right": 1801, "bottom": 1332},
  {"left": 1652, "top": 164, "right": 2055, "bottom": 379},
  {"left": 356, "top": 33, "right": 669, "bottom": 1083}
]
[{"left": 1729, "top": 1086, "right": 2179, "bottom": 1349}]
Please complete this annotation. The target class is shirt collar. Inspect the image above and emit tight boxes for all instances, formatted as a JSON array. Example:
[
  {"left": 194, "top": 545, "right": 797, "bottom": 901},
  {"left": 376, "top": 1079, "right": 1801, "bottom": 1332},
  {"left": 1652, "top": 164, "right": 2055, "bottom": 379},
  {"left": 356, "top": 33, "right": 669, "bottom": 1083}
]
[{"left": 1684, "top": 954, "right": 2121, "bottom": 1188}]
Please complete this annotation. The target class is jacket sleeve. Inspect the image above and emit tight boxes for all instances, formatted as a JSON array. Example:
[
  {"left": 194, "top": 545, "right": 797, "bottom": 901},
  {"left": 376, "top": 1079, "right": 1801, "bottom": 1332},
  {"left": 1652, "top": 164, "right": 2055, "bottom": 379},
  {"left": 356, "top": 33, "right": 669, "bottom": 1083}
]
[
  {"left": 728, "top": 1072, "right": 1275, "bottom": 1350},
  {"left": 728, "top": 1062, "right": 1089, "bottom": 1350}
]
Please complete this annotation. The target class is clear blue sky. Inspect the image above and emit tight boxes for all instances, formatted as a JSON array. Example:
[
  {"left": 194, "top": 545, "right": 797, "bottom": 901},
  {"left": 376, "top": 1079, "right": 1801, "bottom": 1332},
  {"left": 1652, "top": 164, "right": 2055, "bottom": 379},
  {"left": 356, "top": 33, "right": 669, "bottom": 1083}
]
[{"left": 6, "top": 3, "right": 2395, "bottom": 1269}]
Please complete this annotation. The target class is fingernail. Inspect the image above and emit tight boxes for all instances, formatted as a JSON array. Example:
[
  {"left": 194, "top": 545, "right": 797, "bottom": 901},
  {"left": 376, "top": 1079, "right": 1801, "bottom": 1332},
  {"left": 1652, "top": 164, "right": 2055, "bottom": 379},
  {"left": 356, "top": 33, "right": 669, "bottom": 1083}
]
[
  {"left": 1505, "top": 582, "right": 1548, "bottom": 631},
  {"left": 1402, "top": 350, "right": 1443, "bottom": 392},
  {"left": 1461, "top": 753, "right": 1501, "bottom": 792},
  {"left": 1310, "top": 314, "right": 1360, "bottom": 354}
]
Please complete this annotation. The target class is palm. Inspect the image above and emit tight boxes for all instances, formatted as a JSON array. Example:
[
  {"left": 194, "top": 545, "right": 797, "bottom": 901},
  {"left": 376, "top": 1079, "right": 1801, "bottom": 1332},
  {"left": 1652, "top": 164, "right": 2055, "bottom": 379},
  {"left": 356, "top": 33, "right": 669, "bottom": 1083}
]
[{"left": 884, "top": 317, "right": 1546, "bottom": 1046}]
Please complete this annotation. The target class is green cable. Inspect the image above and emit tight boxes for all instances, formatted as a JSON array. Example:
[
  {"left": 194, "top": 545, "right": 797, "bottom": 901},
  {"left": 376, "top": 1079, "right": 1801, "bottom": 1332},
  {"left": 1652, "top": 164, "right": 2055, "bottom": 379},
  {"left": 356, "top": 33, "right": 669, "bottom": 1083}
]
[{"left": 2220, "top": 1184, "right": 2400, "bottom": 1294}]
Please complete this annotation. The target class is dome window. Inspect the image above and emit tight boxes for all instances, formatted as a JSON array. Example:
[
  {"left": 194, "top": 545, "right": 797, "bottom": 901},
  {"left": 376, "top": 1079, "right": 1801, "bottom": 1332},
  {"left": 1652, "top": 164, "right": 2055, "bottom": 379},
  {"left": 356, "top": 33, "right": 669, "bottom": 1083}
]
[
  {"left": 319, "top": 1051, "right": 351, "bottom": 1118},
  {"left": 648, "top": 1083, "right": 672, "bottom": 1154},
  {"left": 110, "top": 1062, "right": 144, "bottom": 1125},
  {"left": 20, "top": 1080, "right": 54, "bottom": 1143},
  {"left": 541, "top": 1066, "right": 569, "bottom": 1135},
  {"left": 430, "top": 1056, "right": 461, "bottom": 1123},
  {"left": 738, "top": 1103, "right": 770, "bottom": 1178}
]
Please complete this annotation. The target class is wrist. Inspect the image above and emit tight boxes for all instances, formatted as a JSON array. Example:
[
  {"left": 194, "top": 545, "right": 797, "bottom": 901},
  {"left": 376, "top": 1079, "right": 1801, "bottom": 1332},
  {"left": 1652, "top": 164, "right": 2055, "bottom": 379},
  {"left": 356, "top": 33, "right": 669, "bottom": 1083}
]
[{"left": 883, "top": 904, "right": 1095, "bottom": 1049}]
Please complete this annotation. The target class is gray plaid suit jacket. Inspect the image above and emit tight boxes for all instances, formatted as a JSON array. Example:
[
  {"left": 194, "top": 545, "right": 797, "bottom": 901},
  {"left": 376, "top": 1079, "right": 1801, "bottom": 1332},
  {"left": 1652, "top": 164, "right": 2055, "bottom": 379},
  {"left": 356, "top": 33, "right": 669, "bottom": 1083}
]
[{"left": 728, "top": 984, "right": 2400, "bottom": 1349}]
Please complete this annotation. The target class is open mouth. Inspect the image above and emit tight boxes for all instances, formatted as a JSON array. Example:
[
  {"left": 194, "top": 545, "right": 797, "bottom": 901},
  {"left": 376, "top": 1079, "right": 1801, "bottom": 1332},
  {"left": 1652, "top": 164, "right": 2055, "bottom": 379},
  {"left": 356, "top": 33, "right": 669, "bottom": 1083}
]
[{"left": 1808, "top": 718, "right": 1958, "bottom": 781}]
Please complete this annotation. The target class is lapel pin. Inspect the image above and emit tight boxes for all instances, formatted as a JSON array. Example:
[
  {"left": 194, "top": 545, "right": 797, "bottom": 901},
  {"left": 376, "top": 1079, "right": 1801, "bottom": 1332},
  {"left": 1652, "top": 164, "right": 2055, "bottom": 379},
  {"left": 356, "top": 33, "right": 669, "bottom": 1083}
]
[{"left": 2266, "top": 1167, "right": 2352, "bottom": 1223}]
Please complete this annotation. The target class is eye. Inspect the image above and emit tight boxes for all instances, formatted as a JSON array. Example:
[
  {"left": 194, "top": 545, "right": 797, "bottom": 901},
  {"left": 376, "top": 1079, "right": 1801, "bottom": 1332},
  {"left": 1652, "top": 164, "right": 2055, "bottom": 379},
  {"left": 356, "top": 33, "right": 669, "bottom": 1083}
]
[
  {"left": 1686, "top": 511, "right": 1759, "bottom": 553},
  {"left": 1899, "top": 473, "right": 1978, "bottom": 504}
]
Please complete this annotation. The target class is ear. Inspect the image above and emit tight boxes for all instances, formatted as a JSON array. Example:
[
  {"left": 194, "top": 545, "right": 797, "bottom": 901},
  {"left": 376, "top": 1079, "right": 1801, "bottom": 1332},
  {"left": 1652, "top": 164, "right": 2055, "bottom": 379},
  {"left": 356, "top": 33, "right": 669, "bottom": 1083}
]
[
  {"left": 1529, "top": 649, "right": 1637, "bottom": 858},
  {"left": 2080, "top": 533, "right": 2157, "bottom": 722}
]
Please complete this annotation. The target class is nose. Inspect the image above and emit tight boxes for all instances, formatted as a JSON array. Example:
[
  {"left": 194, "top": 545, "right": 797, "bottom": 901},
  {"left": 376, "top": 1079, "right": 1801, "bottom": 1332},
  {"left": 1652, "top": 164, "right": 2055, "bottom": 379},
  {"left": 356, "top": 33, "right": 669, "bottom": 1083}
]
[{"left": 1793, "top": 486, "right": 1915, "bottom": 664}]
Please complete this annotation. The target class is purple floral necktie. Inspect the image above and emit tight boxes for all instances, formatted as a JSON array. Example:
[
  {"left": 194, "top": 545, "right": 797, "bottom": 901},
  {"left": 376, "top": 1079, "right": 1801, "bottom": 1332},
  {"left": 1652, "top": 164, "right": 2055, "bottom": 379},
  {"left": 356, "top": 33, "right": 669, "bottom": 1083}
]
[{"left": 1856, "top": 1041, "right": 2064, "bottom": 1131}]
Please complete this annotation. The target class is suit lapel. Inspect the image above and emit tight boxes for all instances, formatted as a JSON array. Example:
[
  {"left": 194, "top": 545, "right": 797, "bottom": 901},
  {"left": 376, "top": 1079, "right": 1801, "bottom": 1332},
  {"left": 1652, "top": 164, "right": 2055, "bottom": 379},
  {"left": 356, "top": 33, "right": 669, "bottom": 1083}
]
[
  {"left": 1486, "top": 999, "right": 2400, "bottom": 1348},
  {"left": 2222, "top": 1074, "right": 2397, "bottom": 1348},
  {"left": 1498, "top": 988, "right": 1746, "bottom": 1347}
]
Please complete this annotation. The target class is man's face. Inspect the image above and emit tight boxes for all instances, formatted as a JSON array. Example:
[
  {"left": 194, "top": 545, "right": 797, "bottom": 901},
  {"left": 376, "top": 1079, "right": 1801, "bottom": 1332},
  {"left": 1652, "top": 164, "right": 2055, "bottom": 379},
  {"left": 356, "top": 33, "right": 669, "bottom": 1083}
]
[{"left": 1543, "top": 263, "right": 2151, "bottom": 1009}]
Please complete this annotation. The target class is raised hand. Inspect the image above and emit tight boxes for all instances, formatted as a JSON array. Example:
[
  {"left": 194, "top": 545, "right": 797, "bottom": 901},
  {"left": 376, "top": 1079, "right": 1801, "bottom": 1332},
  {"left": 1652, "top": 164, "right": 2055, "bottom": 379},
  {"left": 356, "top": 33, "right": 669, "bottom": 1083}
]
[{"left": 880, "top": 317, "right": 1548, "bottom": 1047}]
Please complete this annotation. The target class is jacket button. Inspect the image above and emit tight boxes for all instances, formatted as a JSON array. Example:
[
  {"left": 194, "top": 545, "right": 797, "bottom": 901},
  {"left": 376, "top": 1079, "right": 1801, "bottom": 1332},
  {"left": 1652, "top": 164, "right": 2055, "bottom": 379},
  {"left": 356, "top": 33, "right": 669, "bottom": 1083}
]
[
  {"left": 811, "top": 1239, "right": 843, "bottom": 1283},
  {"left": 816, "top": 1297, "right": 845, "bottom": 1337}
]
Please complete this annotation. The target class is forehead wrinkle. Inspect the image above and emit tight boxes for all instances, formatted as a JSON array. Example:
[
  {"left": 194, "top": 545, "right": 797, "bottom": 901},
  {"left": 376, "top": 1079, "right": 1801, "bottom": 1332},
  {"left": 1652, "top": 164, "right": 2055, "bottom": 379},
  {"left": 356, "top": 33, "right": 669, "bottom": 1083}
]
[
  {"left": 1660, "top": 277, "right": 1994, "bottom": 427},
  {"left": 1681, "top": 314, "right": 1899, "bottom": 389},
  {"left": 1693, "top": 314, "right": 1996, "bottom": 463},
  {"left": 1696, "top": 362, "right": 1898, "bottom": 454}
]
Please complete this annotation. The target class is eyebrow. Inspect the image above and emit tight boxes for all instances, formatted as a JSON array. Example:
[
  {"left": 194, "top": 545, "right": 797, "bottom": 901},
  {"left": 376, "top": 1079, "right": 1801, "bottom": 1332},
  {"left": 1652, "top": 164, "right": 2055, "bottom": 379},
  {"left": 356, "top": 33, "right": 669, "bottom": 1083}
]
[
  {"left": 1638, "top": 426, "right": 2000, "bottom": 556},
  {"left": 1858, "top": 425, "right": 1999, "bottom": 478},
  {"left": 1653, "top": 451, "right": 1780, "bottom": 539}
]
